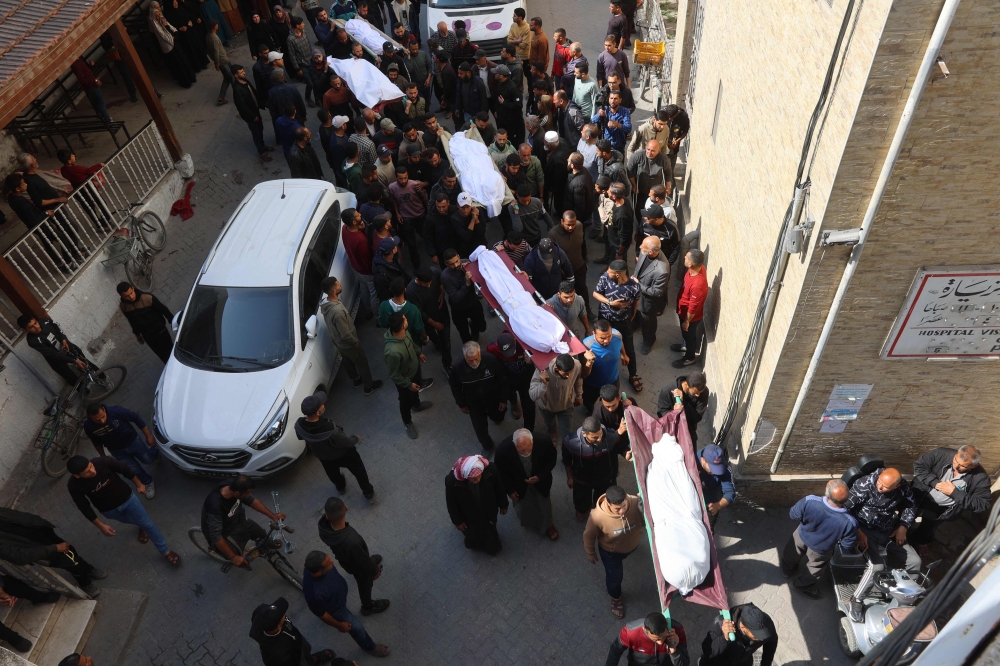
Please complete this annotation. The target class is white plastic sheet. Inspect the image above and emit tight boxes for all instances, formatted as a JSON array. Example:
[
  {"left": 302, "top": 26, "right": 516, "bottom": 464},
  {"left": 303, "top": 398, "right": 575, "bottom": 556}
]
[
  {"left": 469, "top": 246, "right": 570, "bottom": 354},
  {"left": 449, "top": 134, "right": 507, "bottom": 217},
  {"left": 327, "top": 57, "right": 403, "bottom": 108},
  {"left": 646, "top": 432, "right": 711, "bottom": 595},
  {"left": 344, "top": 18, "right": 395, "bottom": 55}
]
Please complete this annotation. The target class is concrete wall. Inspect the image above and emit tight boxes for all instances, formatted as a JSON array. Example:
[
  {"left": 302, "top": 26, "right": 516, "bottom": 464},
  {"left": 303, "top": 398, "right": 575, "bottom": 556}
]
[
  {"left": 0, "top": 169, "right": 184, "bottom": 502},
  {"left": 748, "top": 0, "right": 1000, "bottom": 479},
  {"left": 674, "top": 0, "right": 894, "bottom": 460}
]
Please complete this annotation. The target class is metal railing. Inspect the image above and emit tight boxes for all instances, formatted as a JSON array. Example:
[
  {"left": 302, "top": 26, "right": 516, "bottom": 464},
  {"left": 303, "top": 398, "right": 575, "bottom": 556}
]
[
  {"left": 635, "top": 0, "right": 676, "bottom": 107},
  {"left": 0, "top": 122, "right": 173, "bottom": 342},
  {"left": 0, "top": 561, "right": 90, "bottom": 599}
]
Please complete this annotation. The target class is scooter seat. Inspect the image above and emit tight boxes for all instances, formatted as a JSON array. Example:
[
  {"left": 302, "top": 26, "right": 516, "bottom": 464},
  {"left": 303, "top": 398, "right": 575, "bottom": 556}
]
[{"left": 886, "top": 607, "right": 938, "bottom": 642}]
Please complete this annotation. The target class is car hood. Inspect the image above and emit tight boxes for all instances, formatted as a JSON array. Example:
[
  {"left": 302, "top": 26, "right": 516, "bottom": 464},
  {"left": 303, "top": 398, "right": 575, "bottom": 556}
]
[{"left": 158, "top": 359, "right": 291, "bottom": 449}]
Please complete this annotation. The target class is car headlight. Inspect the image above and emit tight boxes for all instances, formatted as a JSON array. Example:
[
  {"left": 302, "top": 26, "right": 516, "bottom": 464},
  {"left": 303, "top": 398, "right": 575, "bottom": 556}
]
[
  {"left": 248, "top": 398, "right": 289, "bottom": 451},
  {"left": 152, "top": 390, "right": 169, "bottom": 444}
]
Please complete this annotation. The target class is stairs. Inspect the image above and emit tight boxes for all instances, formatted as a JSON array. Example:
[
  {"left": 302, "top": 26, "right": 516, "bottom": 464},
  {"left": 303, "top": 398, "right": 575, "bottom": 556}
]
[{"left": 0, "top": 596, "right": 97, "bottom": 666}]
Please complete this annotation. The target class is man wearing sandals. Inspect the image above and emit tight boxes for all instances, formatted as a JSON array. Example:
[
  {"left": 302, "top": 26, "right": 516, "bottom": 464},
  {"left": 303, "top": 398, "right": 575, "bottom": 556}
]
[
  {"left": 84, "top": 403, "right": 159, "bottom": 500},
  {"left": 66, "top": 456, "right": 180, "bottom": 569},
  {"left": 583, "top": 485, "right": 644, "bottom": 618}
]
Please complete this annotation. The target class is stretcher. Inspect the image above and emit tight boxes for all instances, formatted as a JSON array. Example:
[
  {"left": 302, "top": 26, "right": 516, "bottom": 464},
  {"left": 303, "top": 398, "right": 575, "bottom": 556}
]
[
  {"left": 624, "top": 406, "right": 731, "bottom": 630},
  {"left": 465, "top": 247, "right": 586, "bottom": 370}
]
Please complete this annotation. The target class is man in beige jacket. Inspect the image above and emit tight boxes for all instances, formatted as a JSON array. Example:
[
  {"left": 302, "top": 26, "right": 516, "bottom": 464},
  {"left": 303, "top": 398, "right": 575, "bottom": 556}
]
[
  {"left": 583, "top": 485, "right": 645, "bottom": 619},
  {"left": 528, "top": 353, "right": 582, "bottom": 442}
]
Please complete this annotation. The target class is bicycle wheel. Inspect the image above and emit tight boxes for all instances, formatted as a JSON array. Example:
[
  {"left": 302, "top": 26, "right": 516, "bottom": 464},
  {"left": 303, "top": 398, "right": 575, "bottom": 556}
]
[
  {"left": 271, "top": 554, "right": 303, "bottom": 590},
  {"left": 136, "top": 211, "right": 166, "bottom": 252},
  {"left": 82, "top": 365, "right": 127, "bottom": 402},
  {"left": 188, "top": 527, "right": 230, "bottom": 563},
  {"left": 125, "top": 252, "right": 154, "bottom": 292},
  {"left": 42, "top": 423, "right": 79, "bottom": 477}
]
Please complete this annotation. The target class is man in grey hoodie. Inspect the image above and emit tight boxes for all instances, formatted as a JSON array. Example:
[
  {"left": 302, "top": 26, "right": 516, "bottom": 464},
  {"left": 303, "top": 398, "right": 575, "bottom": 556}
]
[
  {"left": 529, "top": 353, "right": 583, "bottom": 442},
  {"left": 294, "top": 392, "right": 374, "bottom": 499},
  {"left": 319, "top": 277, "right": 383, "bottom": 396}
]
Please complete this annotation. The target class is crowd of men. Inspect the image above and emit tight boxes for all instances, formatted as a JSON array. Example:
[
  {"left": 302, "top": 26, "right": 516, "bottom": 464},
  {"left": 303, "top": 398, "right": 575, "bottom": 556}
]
[{"left": 1, "top": 1, "right": 995, "bottom": 665}]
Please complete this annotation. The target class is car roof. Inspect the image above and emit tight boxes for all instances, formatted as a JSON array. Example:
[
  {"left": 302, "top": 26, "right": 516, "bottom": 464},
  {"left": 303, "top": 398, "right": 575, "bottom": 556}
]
[{"left": 200, "top": 180, "right": 330, "bottom": 288}]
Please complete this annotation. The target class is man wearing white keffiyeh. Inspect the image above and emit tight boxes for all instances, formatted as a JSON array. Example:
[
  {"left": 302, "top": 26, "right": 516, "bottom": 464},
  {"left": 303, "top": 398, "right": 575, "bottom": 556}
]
[{"left": 445, "top": 455, "right": 509, "bottom": 555}]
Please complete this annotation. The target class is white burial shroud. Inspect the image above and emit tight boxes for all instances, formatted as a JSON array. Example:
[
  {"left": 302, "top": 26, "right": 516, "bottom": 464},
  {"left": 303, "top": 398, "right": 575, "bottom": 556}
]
[
  {"left": 448, "top": 134, "right": 507, "bottom": 217},
  {"left": 326, "top": 56, "right": 403, "bottom": 109},
  {"left": 344, "top": 18, "right": 393, "bottom": 54},
  {"left": 469, "top": 246, "right": 570, "bottom": 354},
  {"left": 645, "top": 432, "right": 712, "bottom": 595}
]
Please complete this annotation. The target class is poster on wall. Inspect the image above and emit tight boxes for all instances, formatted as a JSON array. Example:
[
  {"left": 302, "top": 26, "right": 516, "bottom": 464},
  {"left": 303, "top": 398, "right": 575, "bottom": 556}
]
[
  {"left": 881, "top": 265, "right": 1000, "bottom": 360},
  {"left": 820, "top": 384, "right": 873, "bottom": 433}
]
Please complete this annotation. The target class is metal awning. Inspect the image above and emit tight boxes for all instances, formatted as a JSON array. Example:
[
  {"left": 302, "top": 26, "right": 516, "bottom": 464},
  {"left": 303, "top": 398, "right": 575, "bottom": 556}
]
[{"left": 0, "top": 0, "right": 134, "bottom": 128}]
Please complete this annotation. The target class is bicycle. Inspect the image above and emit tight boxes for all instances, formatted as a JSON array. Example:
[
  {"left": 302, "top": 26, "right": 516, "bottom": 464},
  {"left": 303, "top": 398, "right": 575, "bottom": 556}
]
[
  {"left": 70, "top": 348, "right": 127, "bottom": 403},
  {"left": 122, "top": 202, "right": 166, "bottom": 254},
  {"left": 34, "top": 397, "right": 84, "bottom": 477},
  {"left": 100, "top": 203, "right": 166, "bottom": 292},
  {"left": 187, "top": 522, "right": 302, "bottom": 590}
]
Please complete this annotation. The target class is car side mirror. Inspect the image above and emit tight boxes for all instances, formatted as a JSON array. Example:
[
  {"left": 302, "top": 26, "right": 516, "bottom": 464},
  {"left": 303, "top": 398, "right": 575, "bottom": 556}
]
[
  {"left": 305, "top": 315, "right": 318, "bottom": 339},
  {"left": 171, "top": 310, "right": 183, "bottom": 333}
]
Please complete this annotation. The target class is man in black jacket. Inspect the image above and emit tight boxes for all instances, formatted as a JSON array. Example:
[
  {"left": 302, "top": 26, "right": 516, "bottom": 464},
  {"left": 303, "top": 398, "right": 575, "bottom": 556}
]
[
  {"left": 543, "top": 132, "right": 573, "bottom": 215},
  {"left": 553, "top": 91, "right": 586, "bottom": 146},
  {"left": 566, "top": 153, "right": 596, "bottom": 230},
  {"left": 910, "top": 445, "right": 992, "bottom": 547},
  {"left": 17, "top": 315, "right": 95, "bottom": 386},
  {"left": 407, "top": 265, "right": 453, "bottom": 372},
  {"left": 294, "top": 392, "right": 374, "bottom": 499},
  {"left": 318, "top": 497, "right": 389, "bottom": 616},
  {"left": 442, "top": 248, "right": 486, "bottom": 343},
  {"left": 117, "top": 282, "right": 173, "bottom": 363},
  {"left": 288, "top": 127, "right": 324, "bottom": 179},
  {"left": 0, "top": 508, "right": 105, "bottom": 596},
  {"left": 372, "top": 236, "right": 412, "bottom": 303},
  {"left": 656, "top": 373, "right": 709, "bottom": 445},
  {"left": 494, "top": 65, "right": 524, "bottom": 146},
  {"left": 637, "top": 203, "right": 680, "bottom": 265},
  {"left": 700, "top": 603, "right": 777, "bottom": 666},
  {"left": 449, "top": 341, "right": 508, "bottom": 450},
  {"left": 249, "top": 596, "right": 352, "bottom": 666},
  {"left": 495, "top": 429, "right": 558, "bottom": 539},
  {"left": 231, "top": 64, "right": 274, "bottom": 161}
]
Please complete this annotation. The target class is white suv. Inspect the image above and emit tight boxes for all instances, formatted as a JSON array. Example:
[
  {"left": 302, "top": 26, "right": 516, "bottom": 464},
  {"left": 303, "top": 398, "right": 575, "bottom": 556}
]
[{"left": 153, "top": 180, "right": 358, "bottom": 477}]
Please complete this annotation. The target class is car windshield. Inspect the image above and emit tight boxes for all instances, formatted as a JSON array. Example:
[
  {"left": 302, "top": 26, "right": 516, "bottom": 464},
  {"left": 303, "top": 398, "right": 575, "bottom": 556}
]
[{"left": 175, "top": 286, "right": 294, "bottom": 372}]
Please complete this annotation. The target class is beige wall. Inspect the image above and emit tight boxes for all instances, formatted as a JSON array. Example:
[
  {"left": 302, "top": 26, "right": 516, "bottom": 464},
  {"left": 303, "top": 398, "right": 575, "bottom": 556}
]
[
  {"left": 676, "top": 0, "right": 893, "bottom": 461},
  {"left": 749, "top": 0, "right": 1000, "bottom": 479}
]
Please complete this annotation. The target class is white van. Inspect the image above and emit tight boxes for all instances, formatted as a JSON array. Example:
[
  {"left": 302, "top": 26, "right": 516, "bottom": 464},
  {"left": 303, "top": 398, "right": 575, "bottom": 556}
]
[
  {"left": 423, "top": 0, "right": 527, "bottom": 58},
  {"left": 152, "top": 180, "right": 358, "bottom": 478}
]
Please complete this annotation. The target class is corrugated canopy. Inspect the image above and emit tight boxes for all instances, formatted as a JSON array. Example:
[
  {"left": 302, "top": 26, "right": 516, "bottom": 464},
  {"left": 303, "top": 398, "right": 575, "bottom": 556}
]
[{"left": 0, "top": 0, "right": 132, "bottom": 128}]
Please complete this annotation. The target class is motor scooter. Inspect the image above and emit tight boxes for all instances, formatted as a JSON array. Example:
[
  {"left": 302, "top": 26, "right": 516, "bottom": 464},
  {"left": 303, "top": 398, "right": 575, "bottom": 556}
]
[{"left": 831, "top": 455, "right": 939, "bottom": 663}]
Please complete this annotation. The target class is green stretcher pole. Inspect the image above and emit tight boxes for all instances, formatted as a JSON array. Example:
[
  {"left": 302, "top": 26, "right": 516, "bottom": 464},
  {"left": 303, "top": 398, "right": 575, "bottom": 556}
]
[{"left": 721, "top": 609, "right": 735, "bottom": 641}]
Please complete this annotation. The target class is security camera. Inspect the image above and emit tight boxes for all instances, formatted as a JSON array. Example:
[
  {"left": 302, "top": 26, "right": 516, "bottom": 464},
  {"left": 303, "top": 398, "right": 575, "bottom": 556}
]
[{"left": 820, "top": 228, "right": 862, "bottom": 247}]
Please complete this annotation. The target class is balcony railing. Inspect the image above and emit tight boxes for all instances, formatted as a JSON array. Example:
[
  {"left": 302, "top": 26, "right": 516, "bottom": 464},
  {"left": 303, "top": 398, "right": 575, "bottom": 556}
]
[{"left": 0, "top": 121, "right": 173, "bottom": 343}]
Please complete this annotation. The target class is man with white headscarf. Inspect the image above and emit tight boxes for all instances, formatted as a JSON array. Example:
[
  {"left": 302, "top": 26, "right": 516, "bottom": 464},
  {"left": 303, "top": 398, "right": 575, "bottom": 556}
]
[{"left": 444, "top": 455, "right": 509, "bottom": 555}]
